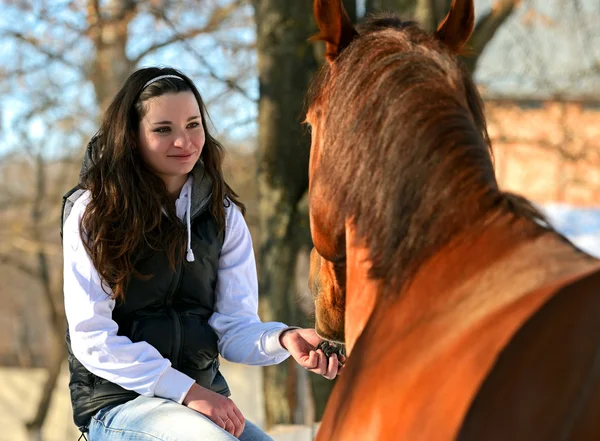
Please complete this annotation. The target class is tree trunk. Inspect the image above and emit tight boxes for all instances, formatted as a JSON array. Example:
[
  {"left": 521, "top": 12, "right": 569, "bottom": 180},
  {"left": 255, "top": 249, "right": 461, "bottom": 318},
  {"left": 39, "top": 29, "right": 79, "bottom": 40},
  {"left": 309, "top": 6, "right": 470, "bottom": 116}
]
[
  {"left": 344, "top": 0, "right": 358, "bottom": 22},
  {"left": 25, "top": 153, "right": 69, "bottom": 439},
  {"left": 251, "top": 0, "right": 368, "bottom": 427},
  {"left": 253, "top": 0, "right": 325, "bottom": 427},
  {"left": 460, "top": 0, "right": 520, "bottom": 74},
  {"left": 24, "top": 2, "right": 138, "bottom": 436},
  {"left": 26, "top": 340, "right": 67, "bottom": 441},
  {"left": 365, "top": 0, "right": 417, "bottom": 17},
  {"left": 414, "top": 0, "right": 441, "bottom": 31},
  {"left": 20, "top": 0, "right": 135, "bottom": 416},
  {"left": 87, "top": 0, "right": 137, "bottom": 111}
]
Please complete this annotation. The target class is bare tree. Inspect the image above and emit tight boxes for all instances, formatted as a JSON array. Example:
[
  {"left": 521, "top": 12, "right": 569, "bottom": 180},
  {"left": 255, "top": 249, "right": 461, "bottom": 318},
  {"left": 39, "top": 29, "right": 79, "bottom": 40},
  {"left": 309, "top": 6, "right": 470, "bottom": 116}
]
[
  {"left": 363, "top": 0, "right": 521, "bottom": 73},
  {"left": 251, "top": 0, "right": 358, "bottom": 427},
  {"left": 0, "top": 1, "right": 255, "bottom": 438},
  {"left": 476, "top": 0, "right": 600, "bottom": 96},
  {"left": 0, "top": 108, "right": 80, "bottom": 439},
  {"left": 251, "top": 0, "right": 316, "bottom": 427}
]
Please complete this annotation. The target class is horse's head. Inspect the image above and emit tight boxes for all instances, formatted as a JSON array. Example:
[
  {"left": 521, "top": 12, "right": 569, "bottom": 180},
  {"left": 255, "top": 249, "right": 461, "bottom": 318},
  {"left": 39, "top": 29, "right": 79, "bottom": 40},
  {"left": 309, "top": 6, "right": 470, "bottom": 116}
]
[
  {"left": 309, "top": 247, "right": 346, "bottom": 343},
  {"left": 306, "top": 0, "right": 490, "bottom": 347}
]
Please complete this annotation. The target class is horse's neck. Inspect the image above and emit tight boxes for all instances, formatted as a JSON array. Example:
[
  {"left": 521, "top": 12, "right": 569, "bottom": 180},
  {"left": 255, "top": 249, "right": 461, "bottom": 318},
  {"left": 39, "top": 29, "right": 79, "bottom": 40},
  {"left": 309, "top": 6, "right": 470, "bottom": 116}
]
[
  {"left": 329, "top": 217, "right": 599, "bottom": 441},
  {"left": 393, "top": 217, "right": 596, "bottom": 337},
  {"left": 344, "top": 221, "right": 381, "bottom": 355},
  {"left": 343, "top": 215, "right": 597, "bottom": 355}
]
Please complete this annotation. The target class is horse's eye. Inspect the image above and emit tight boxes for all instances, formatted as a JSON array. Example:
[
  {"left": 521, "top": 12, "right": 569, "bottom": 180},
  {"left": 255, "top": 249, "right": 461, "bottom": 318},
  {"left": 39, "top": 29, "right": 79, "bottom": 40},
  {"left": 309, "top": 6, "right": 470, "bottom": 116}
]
[{"left": 302, "top": 119, "right": 312, "bottom": 134}]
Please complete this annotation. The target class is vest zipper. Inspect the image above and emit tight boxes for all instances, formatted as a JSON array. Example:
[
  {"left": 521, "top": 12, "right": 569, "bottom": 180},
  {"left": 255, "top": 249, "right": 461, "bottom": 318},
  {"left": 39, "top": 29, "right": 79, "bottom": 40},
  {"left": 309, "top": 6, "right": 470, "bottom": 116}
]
[{"left": 167, "top": 264, "right": 184, "bottom": 369}]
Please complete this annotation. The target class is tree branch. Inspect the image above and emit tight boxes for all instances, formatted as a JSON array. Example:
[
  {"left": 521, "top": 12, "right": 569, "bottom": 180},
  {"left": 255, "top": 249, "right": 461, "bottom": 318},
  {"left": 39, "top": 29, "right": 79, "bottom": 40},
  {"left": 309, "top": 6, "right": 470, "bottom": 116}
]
[
  {"left": 132, "top": 27, "right": 216, "bottom": 65},
  {"left": 157, "top": 11, "right": 256, "bottom": 103},
  {"left": 2, "top": 30, "right": 81, "bottom": 71},
  {"left": 221, "top": 116, "right": 257, "bottom": 134},
  {"left": 0, "top": 61, "right": 53, "bottom": 80},
  {"left": 132, "top": 0, "right": 246, "bottom": 65},
  {"left": 462, "top": 0, "right": 520, "bottom": 73},
  {"left": 495, "top": 134, "right": 597, "bottom": 164},
  {"left": 86, "top": 0, "right": 102, "bottom": 44}
]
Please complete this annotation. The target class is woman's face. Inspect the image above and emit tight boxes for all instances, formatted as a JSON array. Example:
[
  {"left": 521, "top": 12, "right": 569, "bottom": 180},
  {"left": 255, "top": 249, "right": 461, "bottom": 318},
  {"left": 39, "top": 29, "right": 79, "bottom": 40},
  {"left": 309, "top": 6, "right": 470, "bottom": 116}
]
[{"left": 138, "top": 91, "right": 205, "bottom": 185}]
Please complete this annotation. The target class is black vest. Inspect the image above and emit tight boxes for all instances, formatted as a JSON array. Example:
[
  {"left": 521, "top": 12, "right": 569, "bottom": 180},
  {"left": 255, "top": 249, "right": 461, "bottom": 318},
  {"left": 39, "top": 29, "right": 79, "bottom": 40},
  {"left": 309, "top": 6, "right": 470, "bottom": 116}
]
[{"left": 64, "top": 202, "right": 229, "bottom": 431}]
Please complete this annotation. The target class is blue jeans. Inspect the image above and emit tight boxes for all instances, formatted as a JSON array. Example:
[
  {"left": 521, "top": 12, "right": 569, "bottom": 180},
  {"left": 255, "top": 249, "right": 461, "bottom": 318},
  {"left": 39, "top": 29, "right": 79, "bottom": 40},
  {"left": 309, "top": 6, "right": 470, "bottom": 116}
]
[{"left": 88, "top": 396, "right": 273, "bottom": 441}]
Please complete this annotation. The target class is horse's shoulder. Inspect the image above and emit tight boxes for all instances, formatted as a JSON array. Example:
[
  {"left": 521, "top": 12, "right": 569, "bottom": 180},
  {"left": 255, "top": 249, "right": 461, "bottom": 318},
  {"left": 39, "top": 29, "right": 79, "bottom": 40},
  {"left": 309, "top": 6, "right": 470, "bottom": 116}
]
[{"left": 457, "top": 264, "right": 600, "bottom": 440}]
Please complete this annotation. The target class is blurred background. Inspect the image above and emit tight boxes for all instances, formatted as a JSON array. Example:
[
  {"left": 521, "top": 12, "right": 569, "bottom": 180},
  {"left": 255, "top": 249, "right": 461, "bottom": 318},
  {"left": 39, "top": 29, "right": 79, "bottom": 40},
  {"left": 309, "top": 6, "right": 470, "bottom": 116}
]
[{"left": 0, "top": 0, "right": 598, "bottom": 440}]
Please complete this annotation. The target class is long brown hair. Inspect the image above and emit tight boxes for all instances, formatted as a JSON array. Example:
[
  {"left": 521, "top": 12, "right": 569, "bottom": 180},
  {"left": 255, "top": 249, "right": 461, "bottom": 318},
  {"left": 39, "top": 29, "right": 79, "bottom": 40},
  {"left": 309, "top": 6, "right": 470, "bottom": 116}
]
[{"left": 81, "top": 67, "right": 244, "bottom": 301}]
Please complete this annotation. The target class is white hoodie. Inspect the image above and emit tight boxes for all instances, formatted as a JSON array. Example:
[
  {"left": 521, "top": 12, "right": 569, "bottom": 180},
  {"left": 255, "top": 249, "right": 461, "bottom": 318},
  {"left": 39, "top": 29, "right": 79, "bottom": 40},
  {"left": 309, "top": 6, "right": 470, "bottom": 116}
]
[{"left": 63, "top": 176, "right": 292, "bottom": 405}]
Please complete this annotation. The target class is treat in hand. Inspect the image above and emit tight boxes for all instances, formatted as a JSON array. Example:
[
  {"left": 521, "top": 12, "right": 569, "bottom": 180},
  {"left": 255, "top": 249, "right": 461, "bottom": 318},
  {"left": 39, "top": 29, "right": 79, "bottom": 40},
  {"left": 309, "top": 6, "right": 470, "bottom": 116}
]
[{"left": 317, "top": 340, "right": 345, "bottom": 365}]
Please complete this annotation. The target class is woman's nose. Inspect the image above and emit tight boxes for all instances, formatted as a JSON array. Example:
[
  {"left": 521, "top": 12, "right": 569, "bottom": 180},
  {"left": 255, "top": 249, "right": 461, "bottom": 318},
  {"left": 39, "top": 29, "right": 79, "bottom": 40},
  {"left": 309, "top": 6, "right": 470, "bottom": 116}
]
[{"left": 173, "top": 130, "right": 190, "bottom": 148}]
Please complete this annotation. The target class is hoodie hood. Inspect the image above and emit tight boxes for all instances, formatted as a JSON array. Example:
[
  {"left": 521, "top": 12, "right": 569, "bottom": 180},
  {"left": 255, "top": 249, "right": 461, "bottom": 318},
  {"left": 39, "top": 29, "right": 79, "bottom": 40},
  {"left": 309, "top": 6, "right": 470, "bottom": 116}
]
[{"left": 188, "top": 162, "right": 213, "bottom": 219}]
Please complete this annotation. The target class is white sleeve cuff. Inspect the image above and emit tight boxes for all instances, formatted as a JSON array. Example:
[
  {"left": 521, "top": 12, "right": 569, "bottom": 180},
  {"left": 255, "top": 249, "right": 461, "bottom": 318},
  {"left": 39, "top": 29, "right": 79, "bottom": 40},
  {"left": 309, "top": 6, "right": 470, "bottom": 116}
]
[
  {"left": 262, "top": 326, "right": 302, "bottom": 357},
  {"left": 154, "top": 366, "right": 195, "bottom": 404}
]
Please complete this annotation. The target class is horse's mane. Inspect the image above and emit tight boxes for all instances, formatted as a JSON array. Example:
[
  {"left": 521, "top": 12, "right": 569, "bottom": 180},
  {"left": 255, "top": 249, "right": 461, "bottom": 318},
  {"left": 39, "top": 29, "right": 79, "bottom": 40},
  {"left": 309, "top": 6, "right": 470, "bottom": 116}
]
[{"left": 308, "top": 14, "right": 550, "bottom": 295}]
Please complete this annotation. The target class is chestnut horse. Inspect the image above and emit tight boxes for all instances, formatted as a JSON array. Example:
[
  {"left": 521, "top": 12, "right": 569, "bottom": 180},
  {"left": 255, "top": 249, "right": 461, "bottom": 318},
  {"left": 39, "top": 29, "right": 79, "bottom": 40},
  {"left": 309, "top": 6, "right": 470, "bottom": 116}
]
[{"left": 306, "top": 0, "right": 600, "bottom": 440}]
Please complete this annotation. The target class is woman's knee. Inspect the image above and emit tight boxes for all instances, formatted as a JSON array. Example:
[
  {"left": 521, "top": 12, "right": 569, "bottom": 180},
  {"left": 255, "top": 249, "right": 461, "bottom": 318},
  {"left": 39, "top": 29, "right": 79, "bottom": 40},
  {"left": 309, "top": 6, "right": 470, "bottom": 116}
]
[
  {"left": 89, "top": 396, "right": 240, "bottom": 441},
  {"left": 238, "top": 420, "right": 274, "bottom": 441}
]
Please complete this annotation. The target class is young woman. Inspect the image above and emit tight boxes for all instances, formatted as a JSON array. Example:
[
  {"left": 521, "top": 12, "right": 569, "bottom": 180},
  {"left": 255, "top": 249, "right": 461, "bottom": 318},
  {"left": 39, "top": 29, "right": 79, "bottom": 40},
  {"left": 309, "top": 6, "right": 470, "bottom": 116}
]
[{"left": 62, "top": 67, "right": 341, "bottom": 441}]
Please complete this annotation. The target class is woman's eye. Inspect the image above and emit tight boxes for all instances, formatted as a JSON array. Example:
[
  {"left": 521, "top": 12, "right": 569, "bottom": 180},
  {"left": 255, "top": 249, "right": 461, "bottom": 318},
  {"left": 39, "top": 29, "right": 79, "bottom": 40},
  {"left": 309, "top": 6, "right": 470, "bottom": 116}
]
[
  {"left": 153, "top": 126, "right": 171, "bottom": 133},
  {"left": 187, "top": 122, "right": 200, "bottom": 129}
]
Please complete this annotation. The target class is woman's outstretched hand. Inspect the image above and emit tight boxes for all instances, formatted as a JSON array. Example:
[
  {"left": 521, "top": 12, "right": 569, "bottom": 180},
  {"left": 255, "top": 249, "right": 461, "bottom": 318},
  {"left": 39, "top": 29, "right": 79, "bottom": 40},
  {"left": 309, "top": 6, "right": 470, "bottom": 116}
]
[
  {"left": 280, "top": 328, "right": 345, "bottom": 380},
  {"left": 183, "top": 383, "right": 245, "bottom": 438}
]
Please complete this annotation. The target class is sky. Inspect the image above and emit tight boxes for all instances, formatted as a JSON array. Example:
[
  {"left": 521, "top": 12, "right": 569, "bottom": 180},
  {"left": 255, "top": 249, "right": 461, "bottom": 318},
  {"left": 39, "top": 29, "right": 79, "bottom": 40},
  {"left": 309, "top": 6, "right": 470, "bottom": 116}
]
[
  {"left": 0, "top": 0, "right": 598, "bottom": 159},
  {"left": 473, "top": 0, "right": 600, "bottom": 97},
  {"left": 0, "top": 1, "right": 258, "bottom": 157},
  {"left": 0, "top": 2, "right": 599, "bottom": 247}
]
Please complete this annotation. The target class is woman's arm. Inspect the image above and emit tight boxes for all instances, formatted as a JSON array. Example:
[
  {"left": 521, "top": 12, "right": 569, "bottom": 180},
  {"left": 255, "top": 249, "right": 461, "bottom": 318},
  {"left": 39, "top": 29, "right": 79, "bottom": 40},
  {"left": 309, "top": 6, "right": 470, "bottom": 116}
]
[
  {"left": 209, "top": 201, "right": 342, "bottom": 379},
  {"left": 208, "top": 201, "right": 297, "bottom": 365},
  {"left": 63, "top": 192, "right": 195, "bottom": 403}
]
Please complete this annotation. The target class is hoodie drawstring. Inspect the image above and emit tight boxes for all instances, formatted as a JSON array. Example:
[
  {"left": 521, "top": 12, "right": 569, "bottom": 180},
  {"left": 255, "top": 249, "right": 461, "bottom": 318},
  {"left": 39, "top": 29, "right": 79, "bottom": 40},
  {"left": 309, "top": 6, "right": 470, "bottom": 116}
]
[
  {"left": 185, "top": 190, "right": 195, "bottom": 262},
  {"left": 175, "top": 176, "right": 195, "bottom": 263}
]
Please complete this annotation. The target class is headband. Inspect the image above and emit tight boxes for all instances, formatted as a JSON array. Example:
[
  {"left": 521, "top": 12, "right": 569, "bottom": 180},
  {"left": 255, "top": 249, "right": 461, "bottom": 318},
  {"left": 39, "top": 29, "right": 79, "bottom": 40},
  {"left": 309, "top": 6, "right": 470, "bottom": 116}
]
[{"left": 142, "top": 74, "right": 185, "bottom": 89}]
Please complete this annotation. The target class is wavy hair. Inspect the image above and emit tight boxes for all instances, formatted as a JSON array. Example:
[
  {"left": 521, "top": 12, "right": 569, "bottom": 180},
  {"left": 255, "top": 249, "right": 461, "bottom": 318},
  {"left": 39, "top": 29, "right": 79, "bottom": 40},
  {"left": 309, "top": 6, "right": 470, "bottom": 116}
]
[{"left": 81, "top": 67, "right": 244, "bottom": 301}]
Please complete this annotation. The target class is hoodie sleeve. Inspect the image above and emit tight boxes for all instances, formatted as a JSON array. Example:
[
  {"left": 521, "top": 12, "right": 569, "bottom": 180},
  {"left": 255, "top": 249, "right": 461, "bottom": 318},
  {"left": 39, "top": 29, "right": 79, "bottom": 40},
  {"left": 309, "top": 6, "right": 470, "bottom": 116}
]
[
  {"left": 63, "top": 192, "right": 195, "bottom": 403},
  {"left": 208, "top": 201, "right": 294, "bottom": 365}
]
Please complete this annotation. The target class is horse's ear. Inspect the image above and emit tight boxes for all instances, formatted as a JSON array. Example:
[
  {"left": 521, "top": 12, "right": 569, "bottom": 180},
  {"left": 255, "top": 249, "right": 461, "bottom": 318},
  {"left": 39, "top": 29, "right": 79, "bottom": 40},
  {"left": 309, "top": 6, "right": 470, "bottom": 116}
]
[
  {"left": 434, "top": 0, "right": 475, "bottom": 53},
  {"left": 313, "top": 0, "right": 359, "bottom": 63}
]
